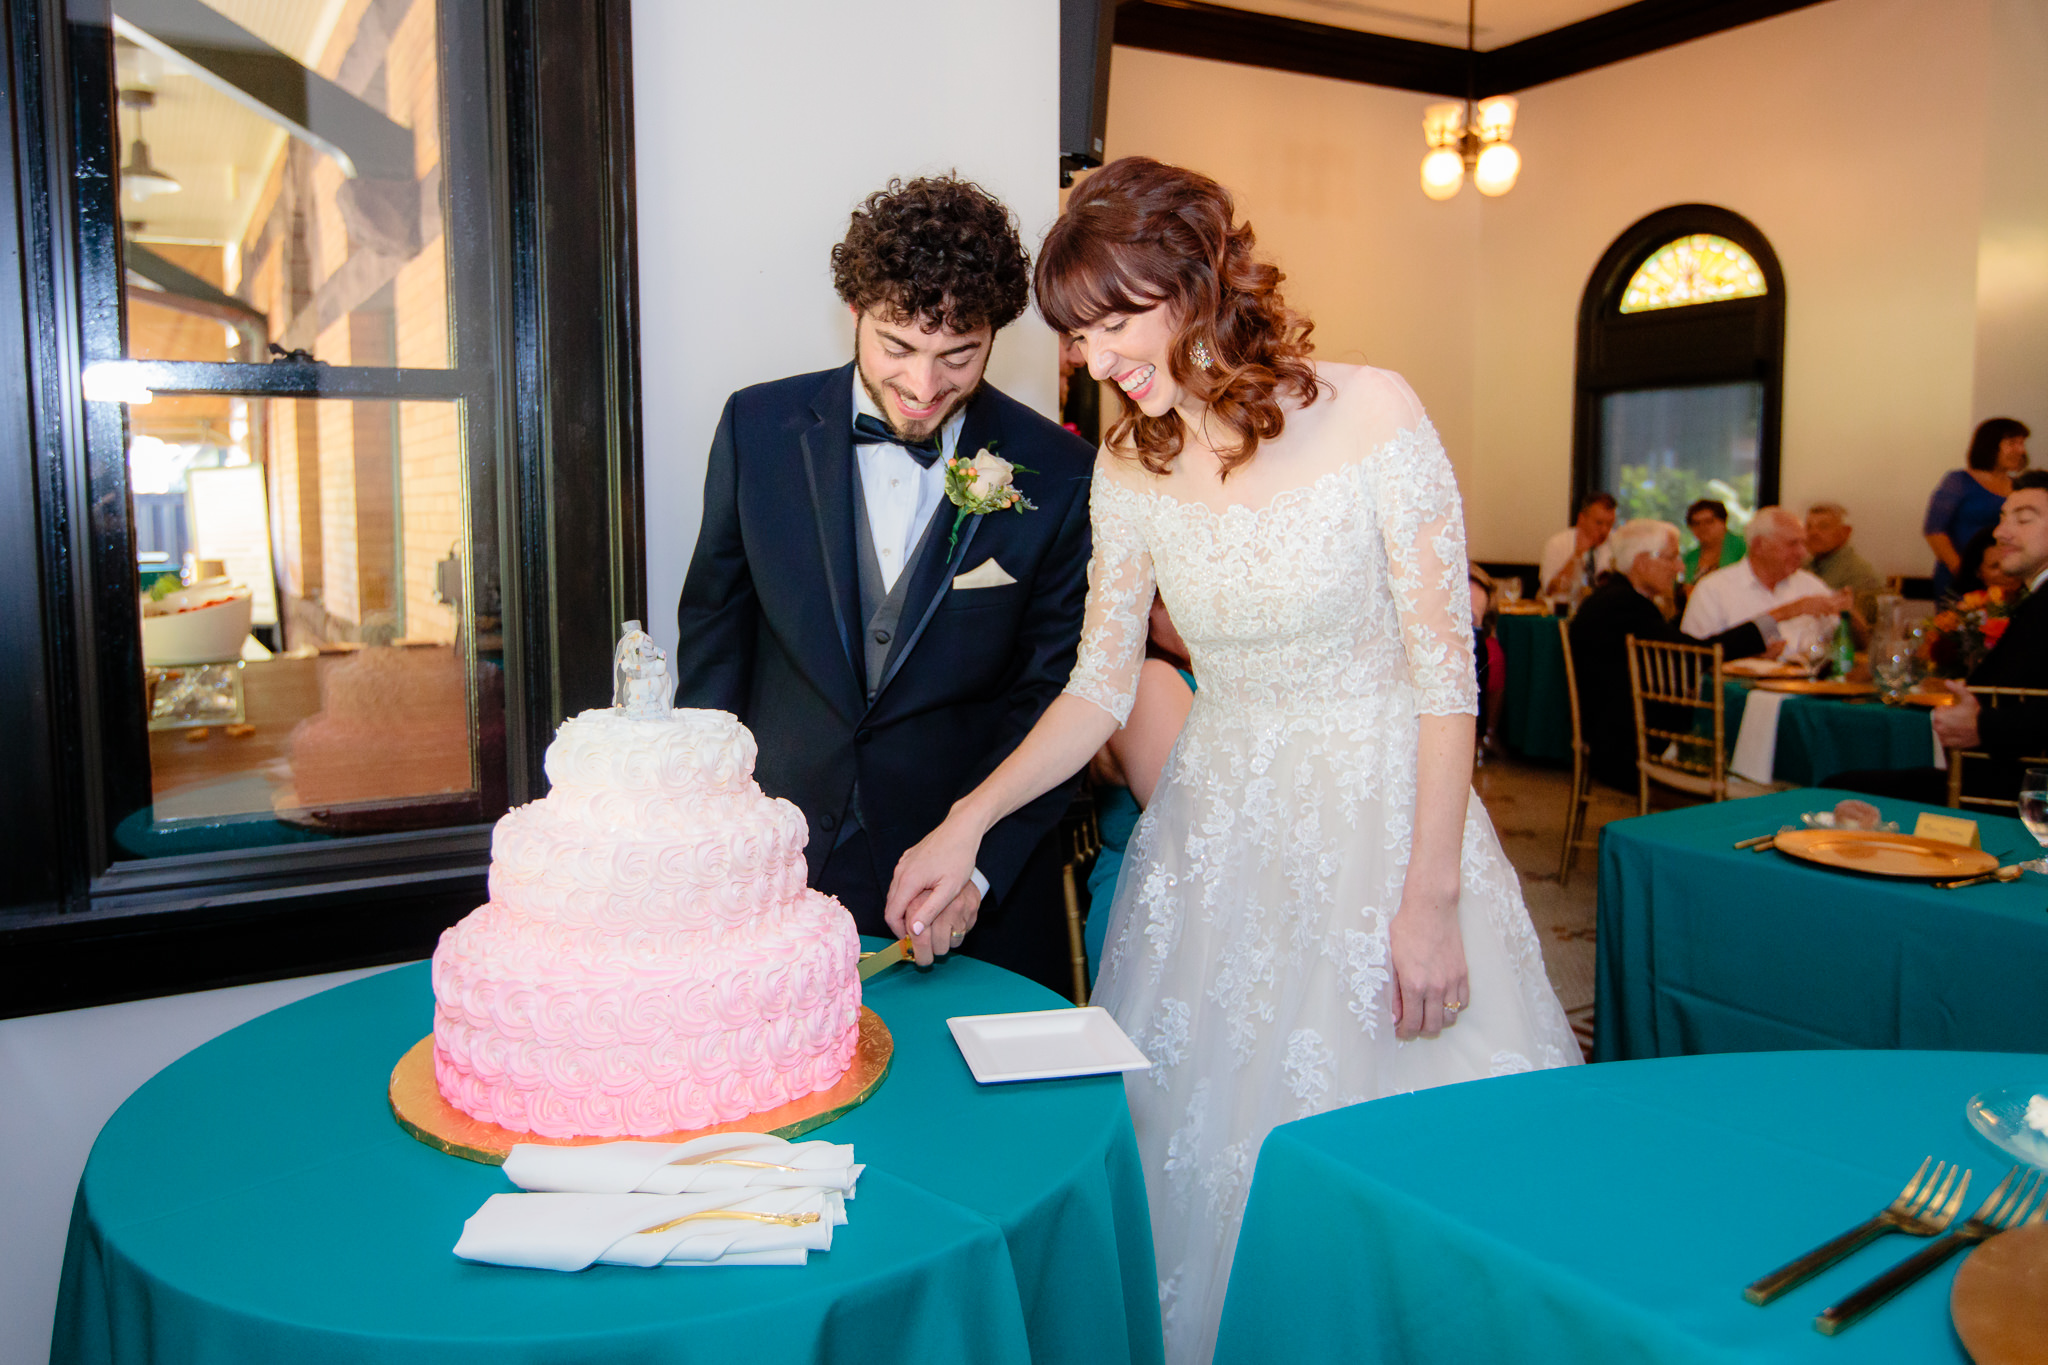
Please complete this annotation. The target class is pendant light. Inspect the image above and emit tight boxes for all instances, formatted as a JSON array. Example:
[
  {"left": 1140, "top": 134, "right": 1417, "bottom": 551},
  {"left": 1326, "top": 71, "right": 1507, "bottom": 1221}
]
[
  {"left": 119, "top": 88, "right": 181, "bottom": 201},
  {"left": 1419, "top": 0, "right": 1521, "bottom": 200}
]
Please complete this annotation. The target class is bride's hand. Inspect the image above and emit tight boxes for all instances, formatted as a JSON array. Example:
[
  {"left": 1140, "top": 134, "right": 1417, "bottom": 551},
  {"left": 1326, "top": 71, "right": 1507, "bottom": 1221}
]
[
  {"left": 1389, "top": 890, "right": 1469, "bottom": 1040},
  {"left": 886, "top": 813, "right": 985, "bottom": 966}
]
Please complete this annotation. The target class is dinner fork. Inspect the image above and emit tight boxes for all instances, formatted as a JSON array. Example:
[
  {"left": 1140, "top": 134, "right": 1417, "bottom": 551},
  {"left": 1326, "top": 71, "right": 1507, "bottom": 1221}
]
[
  {"left": 1743, "top": 1157, "right": 1968, "bottom": 1305},
  {"left": 1815, "top": 1165, "right": 2047, "bottom": 1334}
]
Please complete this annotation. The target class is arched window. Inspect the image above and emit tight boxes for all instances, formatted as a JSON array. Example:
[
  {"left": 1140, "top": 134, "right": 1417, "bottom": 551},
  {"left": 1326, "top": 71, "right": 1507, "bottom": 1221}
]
[{"left": 1573, "top": 206, "right": 1785, "bottom": 538}]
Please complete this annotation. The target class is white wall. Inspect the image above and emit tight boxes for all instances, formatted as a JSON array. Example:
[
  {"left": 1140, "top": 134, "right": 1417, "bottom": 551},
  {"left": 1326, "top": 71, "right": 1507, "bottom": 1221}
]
[
  {"left": 633, "top": 0, "right": 1062, "bottom": 667},
  {"left": 1100, "top": 0, "right": 2048, "bottom": 577},
  {"left": 1097, "top": 52, "right": 1481, "bottom": 485},
  {"left": 0, "top": 964, "right": 408, "bottom": 1365}
]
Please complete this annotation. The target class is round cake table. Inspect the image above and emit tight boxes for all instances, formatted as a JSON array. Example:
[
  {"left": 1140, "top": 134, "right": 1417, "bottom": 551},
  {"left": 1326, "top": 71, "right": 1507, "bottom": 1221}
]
[{"left": 53, "top": 951, "right": 1163, "bottom": 1365}]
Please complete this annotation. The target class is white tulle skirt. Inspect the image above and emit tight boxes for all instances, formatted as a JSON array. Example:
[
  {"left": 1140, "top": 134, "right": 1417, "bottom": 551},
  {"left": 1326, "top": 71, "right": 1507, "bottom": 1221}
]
[{"left": 1090, "top": 695, "right": 1580, "bottom": 1365}]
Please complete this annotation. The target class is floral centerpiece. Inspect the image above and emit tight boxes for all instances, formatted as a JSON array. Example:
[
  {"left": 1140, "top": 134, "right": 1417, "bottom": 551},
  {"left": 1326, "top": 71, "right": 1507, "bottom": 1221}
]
[{"left": 1915, "top": 586, "right": 2019, "bottom": 678}]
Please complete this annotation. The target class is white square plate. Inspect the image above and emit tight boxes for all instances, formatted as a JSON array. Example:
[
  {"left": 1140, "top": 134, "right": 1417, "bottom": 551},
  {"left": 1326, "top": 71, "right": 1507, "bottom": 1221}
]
[{"left": 946, "top": 1006, "right": 1153, "bottom": 1084}]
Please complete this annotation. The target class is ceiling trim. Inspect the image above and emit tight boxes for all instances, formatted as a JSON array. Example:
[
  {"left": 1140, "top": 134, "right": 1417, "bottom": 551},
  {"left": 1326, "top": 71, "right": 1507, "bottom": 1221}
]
[{"left": 1113, "top": 0, "right": 1837, "bottom": 98}]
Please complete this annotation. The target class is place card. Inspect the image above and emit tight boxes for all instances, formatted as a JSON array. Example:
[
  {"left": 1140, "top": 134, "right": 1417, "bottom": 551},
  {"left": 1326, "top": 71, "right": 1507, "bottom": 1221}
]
[{"left": 1912, "top": 812, "right": 1982, "bottom": 849}]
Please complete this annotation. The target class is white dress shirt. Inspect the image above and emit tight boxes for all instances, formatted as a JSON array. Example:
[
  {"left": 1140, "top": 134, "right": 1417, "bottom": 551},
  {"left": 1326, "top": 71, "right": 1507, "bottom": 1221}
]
[
  {"left": 1681, "top": 558, "right": 1835, "bottom": 656},
  {"left": 848, "top": 374, "right": 987, "bottom": 903},
  {"left": 1539, "top": 527, "right": 1612, "bottom": 597},
  {"left": 852, "top": 374, "right": 964, "bottom": 593}
]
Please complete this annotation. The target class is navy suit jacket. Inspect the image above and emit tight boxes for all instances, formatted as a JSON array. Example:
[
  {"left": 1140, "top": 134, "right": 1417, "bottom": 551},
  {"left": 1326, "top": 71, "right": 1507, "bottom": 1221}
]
[{"left": 673, "top": 363, "right": 1095, "bottom": 906}]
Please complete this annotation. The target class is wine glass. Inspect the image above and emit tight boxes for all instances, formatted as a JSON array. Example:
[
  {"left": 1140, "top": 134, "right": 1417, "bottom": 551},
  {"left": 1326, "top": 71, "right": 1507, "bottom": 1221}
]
[
  {"left": 2019, "top": 768, "right": 2048, "bottom": 852},
  {"left": 1500, "top": 578, "right": 1523, "bottom": 605}
]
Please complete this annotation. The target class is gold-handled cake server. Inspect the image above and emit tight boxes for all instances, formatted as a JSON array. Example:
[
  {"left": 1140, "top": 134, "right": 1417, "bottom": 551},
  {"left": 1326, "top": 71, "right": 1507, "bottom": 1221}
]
[
  {"left": 857, "top": 937, "right": 912, "bottom": 980},
  {"left": 636, "top": 1208, "right": 822, "bottom": 1235}
]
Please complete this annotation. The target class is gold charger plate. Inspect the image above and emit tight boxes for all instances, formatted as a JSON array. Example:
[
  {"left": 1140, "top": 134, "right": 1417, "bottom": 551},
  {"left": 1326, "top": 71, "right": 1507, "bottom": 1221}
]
[
  {"left": 389, "top": 1006, "right": 893, "bottom": 1165},
  {"left": 1724, "top": 657, "right": 1806, "bottom": 678},
  {"left": 1772, "top": 829, "right": 1998, "bottom": 880},
  {"left": 1899, "top": 690, "right": 1959, "bottom": 707},
  {"left": 1751, "top": 678, "right": 1876, "bottom": 697},
  {"left": 1953, "top": 1221, "right": 2048, "bottom": 1365}
]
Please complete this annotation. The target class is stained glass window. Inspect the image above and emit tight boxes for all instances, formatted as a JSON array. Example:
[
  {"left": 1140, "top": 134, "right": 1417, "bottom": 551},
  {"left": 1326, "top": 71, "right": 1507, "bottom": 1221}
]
[{"left": 1619, "top": 234, "right": 1767, "bottom": 313}]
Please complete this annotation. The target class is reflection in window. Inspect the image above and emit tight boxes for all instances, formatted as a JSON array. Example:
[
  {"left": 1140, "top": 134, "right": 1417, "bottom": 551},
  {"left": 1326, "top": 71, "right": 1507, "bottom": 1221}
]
[
  {"left": 1600, "top": 383, "right": 1763, "bottom": 534},
  {"left": 1618, "top": 235, "right": 1767, "bottom": 314},
  {"left": 132, "top": 397, "right": 500, "bottom": 857},
  {"left": 114, "top": 0, "right": 450, "bottom": 366}
]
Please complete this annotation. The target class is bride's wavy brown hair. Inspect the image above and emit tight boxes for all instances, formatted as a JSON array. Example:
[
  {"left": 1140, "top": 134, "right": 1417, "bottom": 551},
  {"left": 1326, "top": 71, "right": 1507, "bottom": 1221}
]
[{"left": 1036, "top": 157, "right": 1321, "bottom": 479}]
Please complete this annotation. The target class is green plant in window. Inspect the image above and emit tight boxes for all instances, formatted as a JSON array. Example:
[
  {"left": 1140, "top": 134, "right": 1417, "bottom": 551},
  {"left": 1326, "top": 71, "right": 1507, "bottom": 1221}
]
[{"left": 1615, "top": 466, "right": 1756, "bottom": 546}]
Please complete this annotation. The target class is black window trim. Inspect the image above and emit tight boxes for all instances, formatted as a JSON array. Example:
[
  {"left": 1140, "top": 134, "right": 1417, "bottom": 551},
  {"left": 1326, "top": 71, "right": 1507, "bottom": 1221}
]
[
  {"left": 0, "top": 0, "right": 646, "bottom": 1017},
  {"left": 1571, "top": 203, "right": 1788, "bottom": 518}
]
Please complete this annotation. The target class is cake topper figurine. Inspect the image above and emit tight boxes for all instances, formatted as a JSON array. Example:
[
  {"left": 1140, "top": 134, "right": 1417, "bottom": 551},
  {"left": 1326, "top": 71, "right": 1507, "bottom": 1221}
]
[{"left": 612, "top": 620, "right": 672, "bottom": 719}]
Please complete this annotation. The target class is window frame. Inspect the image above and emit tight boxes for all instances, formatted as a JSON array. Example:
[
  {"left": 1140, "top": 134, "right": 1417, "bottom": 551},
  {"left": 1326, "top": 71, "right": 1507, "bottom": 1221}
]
[
  {"left": 0, "top": 0, "right": 645, "bottom": 1017},
  {"left": 1571, "top": 203, "right": 1786, "bottom": 519}
]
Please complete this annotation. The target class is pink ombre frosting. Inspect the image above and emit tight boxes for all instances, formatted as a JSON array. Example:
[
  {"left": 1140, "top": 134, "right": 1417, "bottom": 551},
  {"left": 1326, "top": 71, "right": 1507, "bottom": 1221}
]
[{"left": 430, "top": 707, "right": 862, "bottom": 1138}]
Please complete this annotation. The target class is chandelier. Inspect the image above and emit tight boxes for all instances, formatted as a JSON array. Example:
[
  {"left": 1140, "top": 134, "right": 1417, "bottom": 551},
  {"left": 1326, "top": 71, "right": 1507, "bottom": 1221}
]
[{"left": 1419, "top": 1, "right": 1520, "bottom": 201}]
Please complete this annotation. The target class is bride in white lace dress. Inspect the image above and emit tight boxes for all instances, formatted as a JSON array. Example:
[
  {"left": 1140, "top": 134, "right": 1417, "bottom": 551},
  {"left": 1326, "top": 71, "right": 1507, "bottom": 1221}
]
[{"left": 885, "top": 158, "right": 1579, "bottom": 1364}]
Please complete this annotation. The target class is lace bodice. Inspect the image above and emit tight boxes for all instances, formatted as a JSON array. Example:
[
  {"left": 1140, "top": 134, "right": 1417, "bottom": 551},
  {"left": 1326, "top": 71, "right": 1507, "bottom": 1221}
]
[{"left": 1065, "top": 365, "right": 1477, "bottom": 726}]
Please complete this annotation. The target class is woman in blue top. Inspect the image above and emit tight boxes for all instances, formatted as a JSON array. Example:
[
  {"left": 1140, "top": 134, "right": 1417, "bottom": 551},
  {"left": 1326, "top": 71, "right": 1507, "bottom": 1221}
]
[{"left": 1925, "top": 417, "right": 2029, "bottom": 594}]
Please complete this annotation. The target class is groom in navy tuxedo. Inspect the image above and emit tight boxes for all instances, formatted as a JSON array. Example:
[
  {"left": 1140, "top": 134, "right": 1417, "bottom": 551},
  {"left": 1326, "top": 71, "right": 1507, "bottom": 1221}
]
[{"left": 674, "top": 176, "right": 1094, "bottom": 992}]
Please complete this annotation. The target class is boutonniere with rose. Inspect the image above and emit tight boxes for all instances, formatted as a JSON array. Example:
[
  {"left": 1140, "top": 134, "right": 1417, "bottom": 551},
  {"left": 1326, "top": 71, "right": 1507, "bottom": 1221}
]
[
  {"left": 942, "top": 440, "right": 1035, "bottom": 552},
  {"left": 1916, "top": 585, "right": 2022, "bottom": 677}
]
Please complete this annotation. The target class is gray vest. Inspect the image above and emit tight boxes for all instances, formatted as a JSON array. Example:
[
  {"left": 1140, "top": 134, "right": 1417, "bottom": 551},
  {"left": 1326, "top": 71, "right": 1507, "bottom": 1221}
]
[
  {"left": 839, "top": 484, "right": 946, "bottom": 843},
  {"left": 851, "top": 480, "right": 947, "bottom": 705}
]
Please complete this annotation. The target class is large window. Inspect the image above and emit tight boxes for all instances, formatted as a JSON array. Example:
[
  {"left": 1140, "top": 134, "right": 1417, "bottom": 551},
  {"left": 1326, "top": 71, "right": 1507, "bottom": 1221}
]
[
  {"left": 1, "top": 0, "right": 643, "bottom": 1013},
  {"left": 1574, "top": 206, "right": 1785, "bottom": 539}
]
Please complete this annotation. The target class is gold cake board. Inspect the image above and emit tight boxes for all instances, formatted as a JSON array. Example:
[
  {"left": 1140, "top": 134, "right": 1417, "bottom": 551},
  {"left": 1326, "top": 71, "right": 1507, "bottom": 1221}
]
[{"left": 389, "top": 1007, "right": 893, "bottom": 1165}]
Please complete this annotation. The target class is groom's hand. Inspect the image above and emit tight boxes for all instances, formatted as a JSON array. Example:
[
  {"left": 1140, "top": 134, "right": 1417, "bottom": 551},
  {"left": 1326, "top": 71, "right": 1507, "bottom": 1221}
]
[{"left": 907, "top": 882, "right": 982, "bottom": 967}]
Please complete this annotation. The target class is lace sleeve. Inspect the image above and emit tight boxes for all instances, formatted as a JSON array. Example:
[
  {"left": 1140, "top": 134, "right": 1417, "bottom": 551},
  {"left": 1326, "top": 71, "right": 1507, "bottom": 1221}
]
[
  {"left": 1062, "top": 465, "right": 1155, "bottom": 726},
  {"left": 1369, "top": 417, "right": 1478, "bottom": 717}
]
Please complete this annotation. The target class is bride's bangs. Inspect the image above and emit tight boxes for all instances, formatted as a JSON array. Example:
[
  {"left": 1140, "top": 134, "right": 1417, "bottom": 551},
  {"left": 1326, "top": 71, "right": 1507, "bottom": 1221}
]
[{"left": 1036, "top": 234, "right": 1168, "bottom": 337}]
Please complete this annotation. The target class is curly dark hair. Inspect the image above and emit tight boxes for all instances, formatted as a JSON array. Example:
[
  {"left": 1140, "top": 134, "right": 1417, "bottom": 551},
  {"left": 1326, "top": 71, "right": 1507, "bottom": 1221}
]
[
  {"left": 1035, "top": 157, "right": 1321, "bottom": 479},
  {"left": 830, "top": 175, "right": 1030, "bottom": 334}
]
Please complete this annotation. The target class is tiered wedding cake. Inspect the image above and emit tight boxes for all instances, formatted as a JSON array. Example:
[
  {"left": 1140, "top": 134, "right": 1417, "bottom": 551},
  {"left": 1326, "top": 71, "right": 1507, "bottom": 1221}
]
[{"left": 430, "top": 624, "right": 862, "bottom": 1138}]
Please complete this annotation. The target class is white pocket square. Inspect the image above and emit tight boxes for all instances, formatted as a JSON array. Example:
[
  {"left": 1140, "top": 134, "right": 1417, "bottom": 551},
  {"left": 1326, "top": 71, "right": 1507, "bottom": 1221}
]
[{"left": 951, "top": 559, "right": 1017, "bottom": 590}]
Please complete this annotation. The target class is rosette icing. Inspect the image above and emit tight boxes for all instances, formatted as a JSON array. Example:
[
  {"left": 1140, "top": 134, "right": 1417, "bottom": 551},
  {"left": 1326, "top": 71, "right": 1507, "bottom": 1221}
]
[{"left": 431, "top": 707, "right": 863, "bottom": 1138}]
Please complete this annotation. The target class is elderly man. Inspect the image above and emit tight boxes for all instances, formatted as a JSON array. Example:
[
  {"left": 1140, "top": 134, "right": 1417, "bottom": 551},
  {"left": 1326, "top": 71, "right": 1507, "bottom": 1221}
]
[
  {"left": 1570, "top": 519, "right": 1844, "bottom": 790},
  {"left": 1805, "top": 501, "right": 1884, "bottom": 626},
  {"left": 1539, "top": 492, "right": 1617, "bottom": 602},
  {"left": 1681, "top": 506, "right": 1846, "bottom": 659}
]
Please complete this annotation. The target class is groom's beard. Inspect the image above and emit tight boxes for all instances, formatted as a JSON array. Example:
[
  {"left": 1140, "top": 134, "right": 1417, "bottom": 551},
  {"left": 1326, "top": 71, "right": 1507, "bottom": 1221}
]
[{"left": 855, "top": 358, "right": 983, "bottom": 445}]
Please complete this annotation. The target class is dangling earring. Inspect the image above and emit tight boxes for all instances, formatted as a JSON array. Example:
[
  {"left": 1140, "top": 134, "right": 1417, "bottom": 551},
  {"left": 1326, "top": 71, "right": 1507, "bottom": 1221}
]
[{"left": 1190, "top": 338, "right": 1216, "bottom": 371}]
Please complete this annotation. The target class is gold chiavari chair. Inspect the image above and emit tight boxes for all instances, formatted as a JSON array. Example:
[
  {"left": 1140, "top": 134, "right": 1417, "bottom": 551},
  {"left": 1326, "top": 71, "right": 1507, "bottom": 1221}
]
[
  {"left": 1944, "top": 685, "right": 2048, "bottom": 812},
  {"left": 1058, "top": 790, "right": 1104, "bottom": 1005},
  {"left": 1555, "top": 619, "right": 1601, "bottom": 887},
  {"left": 1626, "top": 635, "right": 1777, "bottom": 815}
]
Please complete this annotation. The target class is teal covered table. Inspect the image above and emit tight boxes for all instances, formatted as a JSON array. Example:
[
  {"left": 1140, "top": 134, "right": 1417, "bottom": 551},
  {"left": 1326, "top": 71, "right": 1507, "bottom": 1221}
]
[
  {"left": 1498, "top": 613, "right": 1571, "bottom": 762},
  {"left": 1722, "top": 682, "right": 1939, "bottom": 785},
  {"left": 1213, "top": 1049, "right": 2046, "bottom": 1365},
  {"left": 1596, "top": 788, "right": 2048, "bottom": 1060},
  {"left": 54, "top": 954, "right": 1162, "bottom": 1365}
]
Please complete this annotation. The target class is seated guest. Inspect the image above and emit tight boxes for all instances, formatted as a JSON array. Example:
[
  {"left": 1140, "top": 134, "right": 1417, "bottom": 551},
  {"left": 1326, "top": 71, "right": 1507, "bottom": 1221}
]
[
  {"left": 1470, "top": 565, "right": 1506, "bottom": 756},
  {"left": 1570, "top": 519, "right": 1845, "bottom": 791},
  {"left": 1947, "top": 525, "right": 2023, "bottom": 600},
  {"left": 1539, "top": 492, "right": 1617, "bottom": 603},
  {"left": 1681, "top": 506, "right": 1844, "bottom": 661},
  {"left": 1828, "top": 472, "right": 2048, "bottom": 804},
  {"left": 1682, "top": 498, "right": 1745, "bottom": 584},
  {"left": 1804, "top": 500, "right": 1885, "bottom": 631}
]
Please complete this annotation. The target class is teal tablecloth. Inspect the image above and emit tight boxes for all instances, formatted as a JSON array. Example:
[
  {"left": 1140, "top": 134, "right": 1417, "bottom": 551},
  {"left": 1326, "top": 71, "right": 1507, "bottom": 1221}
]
[
  {"left": 1723, "top": 682, "right": 1939, "bottom": 785},
  {"left": 54, "top": 955, "right": 1163, "bottom": 1365},
  {"left": 1497, "top": 613, "right": 1571, "bottom": 762},
  {"left": 1596, "top": 788, "right": 2048, "bottom": 1060},
  {"left": 1214, "top": 1049, "right": 2046, "bottom": 1365}
]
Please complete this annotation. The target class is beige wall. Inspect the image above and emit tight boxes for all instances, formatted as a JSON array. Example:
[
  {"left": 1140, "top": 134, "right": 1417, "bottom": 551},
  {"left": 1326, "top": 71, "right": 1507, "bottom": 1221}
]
[{"left": 1106, "top": 0, "right": 2048, "bottom": 577}]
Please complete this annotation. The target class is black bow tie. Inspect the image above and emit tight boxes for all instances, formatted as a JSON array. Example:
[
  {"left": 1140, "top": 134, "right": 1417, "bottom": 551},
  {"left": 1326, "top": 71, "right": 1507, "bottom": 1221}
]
[{"left": 852, "top": 412, "right": 943, "bottom": 467}]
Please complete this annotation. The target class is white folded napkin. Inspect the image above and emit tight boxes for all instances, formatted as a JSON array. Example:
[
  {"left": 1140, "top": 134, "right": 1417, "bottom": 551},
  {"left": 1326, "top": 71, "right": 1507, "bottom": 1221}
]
[
  {"left": 1730, "top": 689, "right": 1784, "bottom": 785},
  {"left": 454, "top": 1186, "right": 845, "bottom": 1271},
  {"left": 503, "top": 1132, "right": 862, "bottom": 1195}
]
